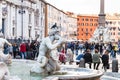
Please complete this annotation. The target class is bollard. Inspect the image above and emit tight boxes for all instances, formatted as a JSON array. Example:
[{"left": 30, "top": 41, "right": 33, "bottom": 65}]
[
  {"left": 112, "top": 59, "right": 118, "bottom": 72},
  {"left": 79, "top": 58, "right": 85, "bottom": 68}
]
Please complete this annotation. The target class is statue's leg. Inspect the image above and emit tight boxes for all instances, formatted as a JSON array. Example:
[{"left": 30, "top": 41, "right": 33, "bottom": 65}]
[
  {"left": 55, "top": 61, "right": 60, "bottom": 71},
  {"left": 3, "top": 54, "right": 12, "bottom": 64},
  {"left": 31, "top": 56, "right": 48, "bottom": 74},
  {"left": 0, "top": 62, "right": 9, "bottom": 80},
  {"left": 45, "top": 58, "right": 56, "bottom": 71},
  {"left": 46, "top": 58, "right": 60, "bottom": 72},
  {"left": 0, "top": 53, "right": 12, "bottom": 64},
  {"left": 30, "top": 62, "right": 45, "bottom": 74}
]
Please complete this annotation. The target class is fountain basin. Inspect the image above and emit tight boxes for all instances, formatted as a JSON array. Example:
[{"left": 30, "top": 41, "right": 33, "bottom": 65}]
[
  {"left": 44, "top": 65, "right": 103, "bottom": 80},
  {"left": 8, "top": 59, "right": 103, "bottom": 80}
]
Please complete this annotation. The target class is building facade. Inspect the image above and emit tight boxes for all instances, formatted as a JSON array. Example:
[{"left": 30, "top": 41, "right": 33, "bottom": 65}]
[
  {"left": 77, "top": 14, "right": 98, "bottom": 41},
  {"left": 0, "top": 0, "right": 77, "bottom": 42},
  {"left": 67, "top": 12, "right": 77, "bottom": 40},
  {"left": 43, "top": 3, "right": 77, "bottom": 40},
  {"left": 0, "top": 0, "right": 45, "bottom": 41},
  {"left": 105, "top": 14, "right": 120, "bottom": 42}
]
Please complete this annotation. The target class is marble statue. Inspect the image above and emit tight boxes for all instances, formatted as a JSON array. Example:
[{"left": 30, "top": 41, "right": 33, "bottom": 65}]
[
  {"left": 0, "top": 62, "right": 9, "bottom": 80},
  {"left": 0, "top": 32, "right": 12, "bottom": 64},
  {"left": 90, "top": 26, "right": 110, "bottom": 43},
  {"left": 0, "top": 62, "right": 21, "bottom": 80},
  {"left": 31, "top": 24, "right": 65, "bottom": 74}
]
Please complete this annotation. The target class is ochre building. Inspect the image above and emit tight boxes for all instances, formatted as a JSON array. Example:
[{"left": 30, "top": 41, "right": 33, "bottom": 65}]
[{"left": 77, "top": 15, "right": 99, "bottom": 41}]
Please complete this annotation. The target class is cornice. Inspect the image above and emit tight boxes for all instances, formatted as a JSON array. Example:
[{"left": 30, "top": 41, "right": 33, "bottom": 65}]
[{"left": 3, "top": 0, "right": 36, "bottom": 10}]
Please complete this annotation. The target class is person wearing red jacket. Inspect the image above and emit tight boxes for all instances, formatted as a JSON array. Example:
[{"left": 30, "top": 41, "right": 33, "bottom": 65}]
[{"left": 20, "top": 42, "right": 26, "bottom": 59}]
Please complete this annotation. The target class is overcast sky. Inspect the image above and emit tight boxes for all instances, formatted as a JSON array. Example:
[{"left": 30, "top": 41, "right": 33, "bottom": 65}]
[{"left": 45, "top": 0, "right": 120, "bottom": 14}]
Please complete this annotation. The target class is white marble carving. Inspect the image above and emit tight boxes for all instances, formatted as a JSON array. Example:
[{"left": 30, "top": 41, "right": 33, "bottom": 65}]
[
  {"left": 31, "top": 24, "right": 65, "bottom": 74},
  {"left": 0, "top": 32, "right": 12, "bottom": 64},
  {"left": 0, "top": 62, "right": 9, "bottom": 80},
  {"left": 90, "top": 26, "right": 110, "bottom": 43}
]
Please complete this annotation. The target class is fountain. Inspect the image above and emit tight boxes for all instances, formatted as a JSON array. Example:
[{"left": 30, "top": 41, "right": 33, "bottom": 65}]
[
  {"left": 0, "top": 24, "right": 103, "bottom": 80},
  {"left": 7, "top": 59, "right": 103, "bottom": 80},
  {"left": 89, "top": 26, "right": 111, "bottom": 43}
]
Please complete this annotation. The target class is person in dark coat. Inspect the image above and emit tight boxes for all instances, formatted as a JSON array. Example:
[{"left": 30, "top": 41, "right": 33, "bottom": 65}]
[
  {"left": 102, "top": 50, "right": 109, "bottom": 72},
  {"left": 83, "top": 49, "right": 92, "bottom": 69},
  {"left": 13, "top": 43, "right": 19, "bottom": 58}
]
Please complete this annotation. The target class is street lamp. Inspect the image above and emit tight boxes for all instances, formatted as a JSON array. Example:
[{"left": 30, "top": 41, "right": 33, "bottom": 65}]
[{"left": 18, "top": 0, "right": 25, "bottom": 41}]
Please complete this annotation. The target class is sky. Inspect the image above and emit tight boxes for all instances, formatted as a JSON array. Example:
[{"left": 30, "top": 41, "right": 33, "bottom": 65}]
[{"left": 45, "top": 0, "right": 120, "bottom": 14}]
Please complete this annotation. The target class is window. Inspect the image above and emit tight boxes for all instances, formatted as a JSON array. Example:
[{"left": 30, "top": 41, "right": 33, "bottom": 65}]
[
  {"left": 110, "top": 21, "right": 112, "bottom": 24},
  {"left": 90, "top": 23, "right": 93, "bottom": 26},
  {"left": 105, "top": 21, "right": 108, "bottom": 25},
  {"left": 90, "top": 28, "right": 92, "bottom": 31},
  {"left": 29, "top": 14, "right": 31, "bottom": 24},
  {"left": 85, "top": 18, "right": 89, "bottom": 21},
  {"left": 118, "top": 27, "right": 120, "bottom": 31},
  {"left": 34, "top": 10, "right": 39, "bottom": 27},
  {"left": 113, "top": 32, "right": 115, "bottom": 35},
  {"left": 81, "top": 23, "right": 84, "bottom": 26},
  {"left": 94, "top": 19, "right": 98, "bottom": 22},
  {"left": 86, "top": 33, "right": 88, "bottom": 36},
  {"left": 85, "top": 23, "right": 89, "bottom": 26},
  {"left": 113, "top": 27, "right": 116, "bottom": 31},
  {"left": 86, "top": 28, "right": 88, "bottom": 31},
  {"left": 90, "top": 19, "right": 93, "bottom": 21},
  {"left": 78, "top": 23, "right": 80, "bottom": 26},
  {"left": 82, "top": 18, "right": 84, "bottom": 21},
  {"left": 77, "top": 28, "right": 79, "bottom": 32},
  {"left": 118, "top": 21, "right": 120, "bottom": 25},
  {"left": 81, "top": 28, "right": 83, "bottom": 31},
  {"left": 113, "top": 21, "right": 116, "bottom": 25},
  {"left": 28, "top": 28, "right": 31, "bottom": 37},
  {"left": 118, "top": 32, "right": 120, "bottom": 35},
  {"left": 94, "top": 23, "right": 98, "bottom": 26},
  {"left": 12, "top": 27, "right": 15, "bottom": 36}
]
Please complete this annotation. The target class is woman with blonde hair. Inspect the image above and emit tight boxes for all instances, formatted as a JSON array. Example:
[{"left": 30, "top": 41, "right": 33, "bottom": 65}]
[{"left": 66, "top": 49, "right": 74, "bottom": 64}]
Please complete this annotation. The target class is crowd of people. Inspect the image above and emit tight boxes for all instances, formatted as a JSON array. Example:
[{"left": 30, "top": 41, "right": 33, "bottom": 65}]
[
  {"left": 58, "top": 41, "right": 120, "bottom": 72},
  {"left": 3, "top": 38, "right": 120, "bottom": 71},
  {"left": 4, "top": 40, "right": 39, "bottom": 60}
]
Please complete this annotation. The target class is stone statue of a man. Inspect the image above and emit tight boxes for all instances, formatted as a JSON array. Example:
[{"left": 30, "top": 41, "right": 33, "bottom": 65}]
[
  {"left": 0, "top": 32, "right": 12, "bottom": 64},
  {"left": 31, "top": 24, "right": 65, "bottom": 74}
]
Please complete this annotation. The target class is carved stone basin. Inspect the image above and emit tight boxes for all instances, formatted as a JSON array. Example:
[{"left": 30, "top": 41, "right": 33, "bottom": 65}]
[
  {"left": 8, "top": 59, "right": 103, "bottom": 80},
  {"left": 44, "top": 65, "right": 103, "bottom": 80}
]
